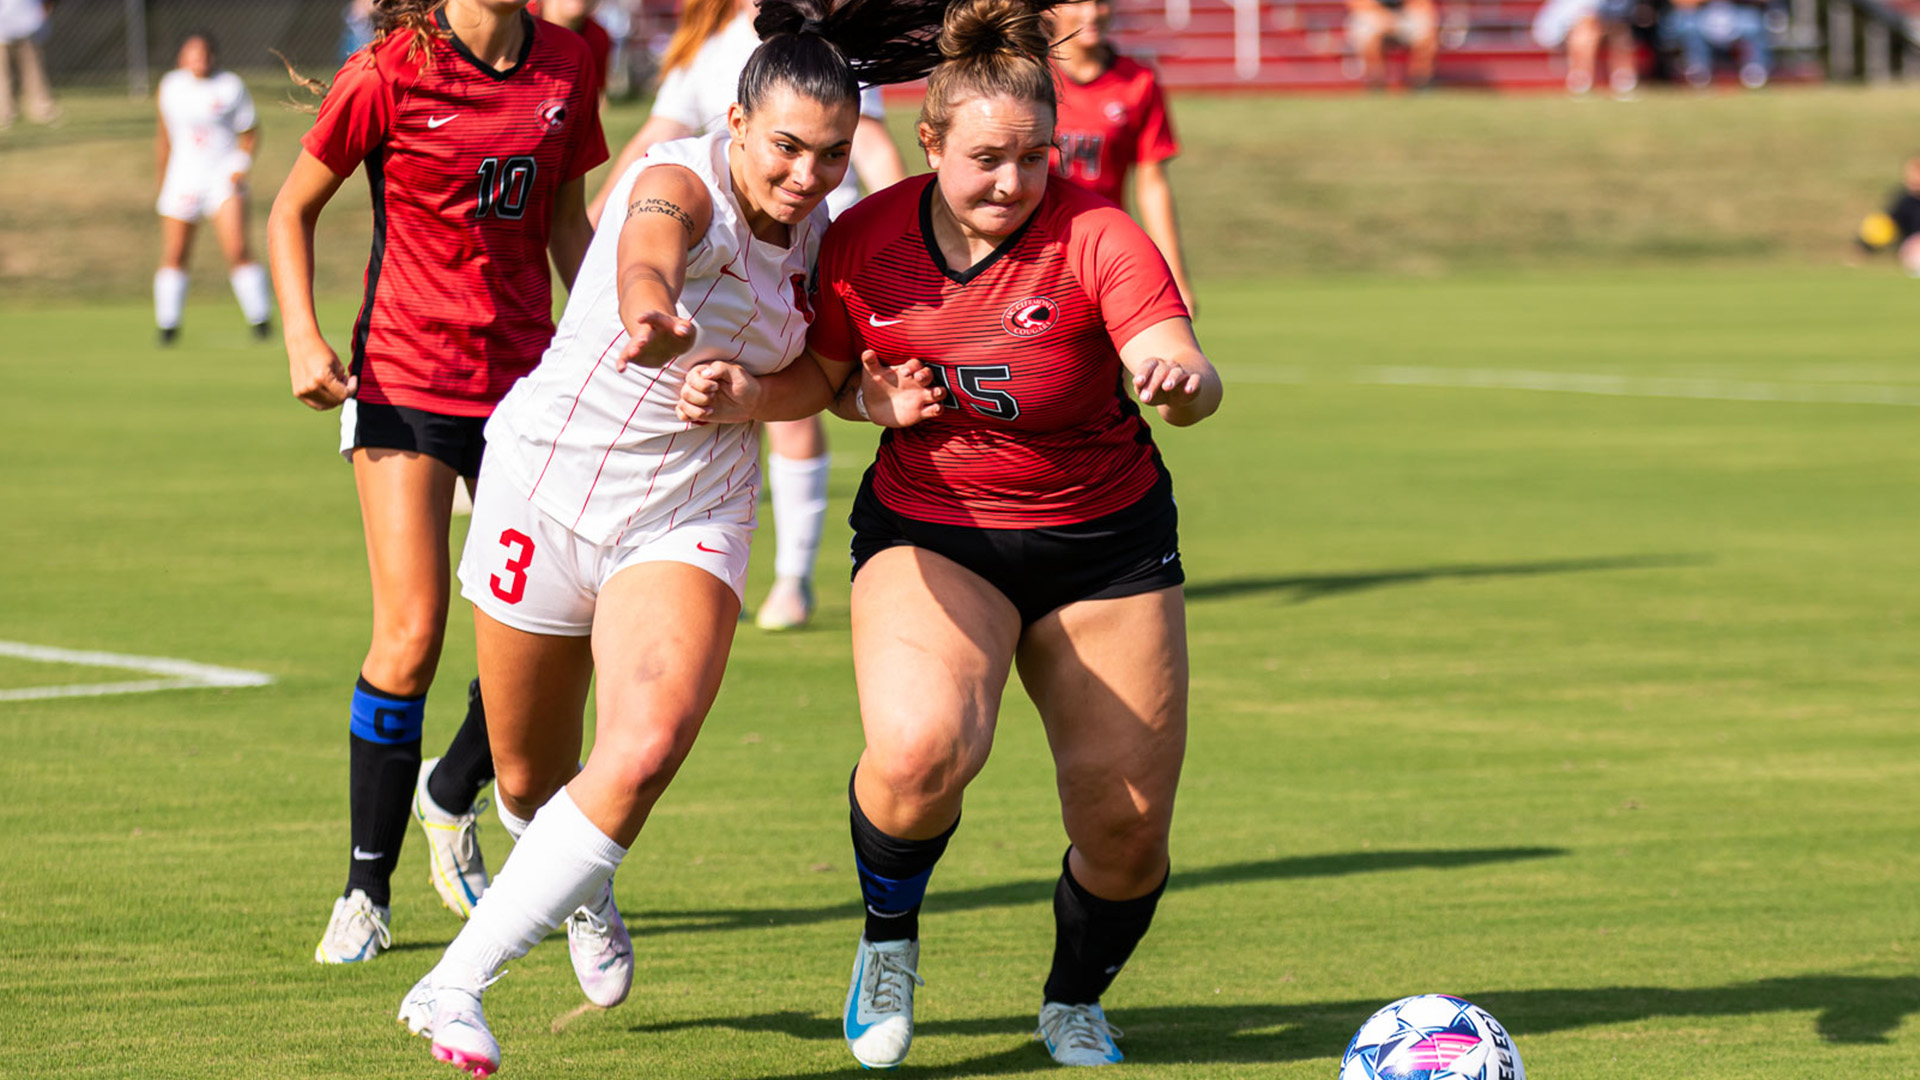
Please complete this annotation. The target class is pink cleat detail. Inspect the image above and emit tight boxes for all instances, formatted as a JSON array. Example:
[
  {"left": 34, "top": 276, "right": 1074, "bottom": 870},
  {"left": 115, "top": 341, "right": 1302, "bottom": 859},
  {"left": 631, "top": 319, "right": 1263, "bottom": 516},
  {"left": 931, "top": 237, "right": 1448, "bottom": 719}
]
[{"left": 433, "top": 1043, "right": 498, "bottom": 1077}]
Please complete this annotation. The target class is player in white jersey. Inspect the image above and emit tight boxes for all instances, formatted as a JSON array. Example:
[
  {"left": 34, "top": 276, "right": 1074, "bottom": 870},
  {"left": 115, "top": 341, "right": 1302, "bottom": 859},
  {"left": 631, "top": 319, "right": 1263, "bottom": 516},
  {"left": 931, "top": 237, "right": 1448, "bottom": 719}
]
[
  {"left": 153, "top": 32, "right": 272, "bottom": 345},
  {"left": 587, "top": 0, "right": 910, "bottom": 634},
  {"left": 395, "top": 4, "right": 945, "bottom": 1073}
]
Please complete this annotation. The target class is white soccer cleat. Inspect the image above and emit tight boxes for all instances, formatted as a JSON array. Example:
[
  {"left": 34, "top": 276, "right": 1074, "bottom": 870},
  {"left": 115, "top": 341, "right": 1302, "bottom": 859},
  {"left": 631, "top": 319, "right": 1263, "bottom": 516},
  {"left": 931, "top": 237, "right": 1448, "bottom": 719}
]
[
  {"left": 314, "top": 889, "right": 391, "bottom": 964},
  {"left": 1036, "top": 1002, "right": 1125, "bottom": 1066},
  {"left": 399, "top": 972, "right": 501, "bottom": 1078},
  {"left": 415, "top": 757, "right": 490, "bottom": 919},
  {"left": 755, "top": 576, "right": 814, "bottom": 631},
  {"left": 843, "top": 936, "right": 923, "bottom": 1069},
  {"left": 566, "top": 880, "right": 634, "bottom": 1008}
]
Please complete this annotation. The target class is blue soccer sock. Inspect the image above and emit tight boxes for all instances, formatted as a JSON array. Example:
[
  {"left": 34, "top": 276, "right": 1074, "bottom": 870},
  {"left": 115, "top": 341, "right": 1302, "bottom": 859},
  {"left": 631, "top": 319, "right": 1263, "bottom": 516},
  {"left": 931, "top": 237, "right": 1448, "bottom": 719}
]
[
  {"left": 344, "top": 676, "right": 426, "bottom": 907},
  {"left": 849, "top": 770, "right": 957, "bottom": 943}
]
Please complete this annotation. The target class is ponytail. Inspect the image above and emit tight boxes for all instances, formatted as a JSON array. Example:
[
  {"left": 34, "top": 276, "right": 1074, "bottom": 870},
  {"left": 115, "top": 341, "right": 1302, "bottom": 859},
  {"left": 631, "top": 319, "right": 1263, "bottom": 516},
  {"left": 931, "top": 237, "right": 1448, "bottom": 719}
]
[
  {"left": 739, "top": 0, "right": 958, "bottom": 117},
  {"left": 920, "top": 0, "right": 1059, "bottom": 152},
  {"left": 281, "top": 0, "right": 445, "bottom": 101}
]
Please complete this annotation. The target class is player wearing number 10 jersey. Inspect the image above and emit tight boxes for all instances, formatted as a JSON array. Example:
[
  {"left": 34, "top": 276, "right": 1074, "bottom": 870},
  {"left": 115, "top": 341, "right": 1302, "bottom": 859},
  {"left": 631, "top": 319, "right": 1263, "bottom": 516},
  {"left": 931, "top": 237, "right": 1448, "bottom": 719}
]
[{"left": 267, "top": 0, "right": 604, "bottom": 976}]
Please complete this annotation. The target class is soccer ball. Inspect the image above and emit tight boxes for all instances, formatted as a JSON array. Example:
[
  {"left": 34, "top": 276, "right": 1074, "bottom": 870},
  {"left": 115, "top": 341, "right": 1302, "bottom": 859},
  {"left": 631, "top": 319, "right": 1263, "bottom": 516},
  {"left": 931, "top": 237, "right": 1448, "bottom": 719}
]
[{"left": 1339, "top": 994, "right": 1524, "bottom": 1080}]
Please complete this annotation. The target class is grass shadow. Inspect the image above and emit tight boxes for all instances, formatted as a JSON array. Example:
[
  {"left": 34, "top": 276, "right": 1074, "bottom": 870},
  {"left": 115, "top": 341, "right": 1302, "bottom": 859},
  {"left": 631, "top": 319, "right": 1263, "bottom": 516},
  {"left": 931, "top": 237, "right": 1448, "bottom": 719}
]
[
  {"left": 1184, "top": 553, "right": 1707, "bottom": 605},
  {"left": 628, "top": 847, "right": 1565, "bottom": 937},
  {"left": 629, "top": 974, "right": 1920, "bottom": 1077}
]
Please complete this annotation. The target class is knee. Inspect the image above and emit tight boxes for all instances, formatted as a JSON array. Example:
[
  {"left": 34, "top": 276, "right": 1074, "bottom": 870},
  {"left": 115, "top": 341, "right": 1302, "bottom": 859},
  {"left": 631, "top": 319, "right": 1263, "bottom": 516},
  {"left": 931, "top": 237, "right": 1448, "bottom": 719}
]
[
  {"left": 862, "top": 737, "right": 986, "bottom": 816},
  {"left": 1072, "top": 816, "right": 1171, "bottom": 893},
  {"left": 590, "top": 719, "right": 700, "bottom": 802},
  {"left": 492, "top": 758, "right": 570, "bottom": 815},
  {"left": 368, "top": 613, "right": 446, "bottom": 691}
]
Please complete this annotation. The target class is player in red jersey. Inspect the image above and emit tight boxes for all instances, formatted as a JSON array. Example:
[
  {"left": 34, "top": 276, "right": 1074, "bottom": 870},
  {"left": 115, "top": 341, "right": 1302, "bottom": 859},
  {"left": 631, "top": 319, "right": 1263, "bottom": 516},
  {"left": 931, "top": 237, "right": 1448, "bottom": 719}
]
[
  {"left": 675, "top": 0, "right": 1222, "bottom": 1067},
  {"left": 1046, "top": 0, "right": 1195, "bottom": 313},
  {"left": 528, "top": 0, "right": 610, "bottom": 102},
  {"left": 266, "top": 0, "right": 604, "bottom": 968}
]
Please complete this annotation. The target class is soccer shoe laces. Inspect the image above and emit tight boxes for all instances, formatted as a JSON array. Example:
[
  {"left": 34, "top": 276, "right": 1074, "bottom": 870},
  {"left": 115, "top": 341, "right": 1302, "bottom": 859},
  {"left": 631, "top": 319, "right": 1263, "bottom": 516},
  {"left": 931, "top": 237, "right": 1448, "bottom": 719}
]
[
  {"left": 448, "top": 797, "right": 486, "bottom": 864},
  {"left": 1037, "top": 1004, "right": 1124, "bottom": 1053},
  {"left": 864, "top": 946, "right": 925, "bottom": 1013},
  {"left": 340, "top": 893, "right": 393, "bottom": 950}
]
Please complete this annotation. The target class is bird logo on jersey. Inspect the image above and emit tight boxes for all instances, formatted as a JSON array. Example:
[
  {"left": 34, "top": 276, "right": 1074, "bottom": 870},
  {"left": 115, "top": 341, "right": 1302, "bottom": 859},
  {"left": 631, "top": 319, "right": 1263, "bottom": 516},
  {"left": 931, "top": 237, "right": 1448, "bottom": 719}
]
[
  {"left": 1001, "top": 297, "right": 1058, "bottom": 338},
  {"left": 536, "top": 98, "right": 569, "bottom": 132},
  {"left": 1103, "top": 101, "right": 1128, "bottom": 125}
]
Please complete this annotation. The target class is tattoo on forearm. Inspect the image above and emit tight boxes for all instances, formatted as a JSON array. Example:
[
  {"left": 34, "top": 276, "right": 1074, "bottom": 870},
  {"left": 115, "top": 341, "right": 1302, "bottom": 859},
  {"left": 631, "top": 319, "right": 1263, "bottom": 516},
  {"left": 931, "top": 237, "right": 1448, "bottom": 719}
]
[{"left": 628, "top": 197, "right": 695, "bottom": 236}]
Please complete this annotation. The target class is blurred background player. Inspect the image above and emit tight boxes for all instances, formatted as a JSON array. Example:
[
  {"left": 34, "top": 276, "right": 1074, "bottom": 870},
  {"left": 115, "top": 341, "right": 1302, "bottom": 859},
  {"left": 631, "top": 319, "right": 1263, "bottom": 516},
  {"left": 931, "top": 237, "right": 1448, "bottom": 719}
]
[
  {"left": 1663, "top": 0, "right": 1772, "bottom": 89},
  {"left": 1853, "top": 156, "right": 1920, "bottom": 275},
  {"left": 268, "top": 0, "right": 603, "bottom": 965},
  {"left": 395, "top": 5, "right": 946, "bottom": 1072},
  {"left": 587, "top": 0, "right": 909, "bottom": 631},
  {"left": 529, "top": 0, "right": 611, "bottom": 102},
  {"left": 1045, "top": 0, "right": 1195, "bottom": 314},
  {"left": 0, "top": 0, "right": 56, "bottom": 128},
  {"left": 1346, "top": 0, "right": 1439, "bottom": 89},
  {"left": 153, "top": 32, "right": 271, "bottom": 346},
  {"left": 1531, "top": 0, "right": 1639, "bottom": 96}
]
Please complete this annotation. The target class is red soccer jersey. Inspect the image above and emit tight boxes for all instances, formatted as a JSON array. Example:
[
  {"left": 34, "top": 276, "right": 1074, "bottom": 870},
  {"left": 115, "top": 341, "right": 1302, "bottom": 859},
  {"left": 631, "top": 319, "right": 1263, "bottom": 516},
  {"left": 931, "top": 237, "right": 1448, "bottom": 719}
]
[
  {"left": 1050, "top": 54, "right": 1180, "bottom": 207},
  {"left": 301, "top": 13, "right": 608, "bottom": 416},
  {"left": 810, "top": 176, "right": 1190, "bottom": 529}
]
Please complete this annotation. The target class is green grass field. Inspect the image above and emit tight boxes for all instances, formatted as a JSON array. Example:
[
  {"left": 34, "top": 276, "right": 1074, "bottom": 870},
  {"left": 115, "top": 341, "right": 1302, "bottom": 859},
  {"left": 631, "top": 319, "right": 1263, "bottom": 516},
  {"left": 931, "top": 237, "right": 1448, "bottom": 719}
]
[
  {"left": 5, "top": 85, "right": 1920, "bottom": 1079},
  {"left": 4, "top": 263, "right": 1919, "bottom": 1078}
]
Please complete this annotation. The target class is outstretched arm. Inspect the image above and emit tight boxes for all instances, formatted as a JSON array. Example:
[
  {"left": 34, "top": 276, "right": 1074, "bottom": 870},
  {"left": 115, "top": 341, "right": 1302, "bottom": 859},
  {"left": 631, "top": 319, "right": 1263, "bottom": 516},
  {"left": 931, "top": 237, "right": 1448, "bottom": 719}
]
[
  {"left": 1118, "top": 316, "right": 1222, "bottom": 427},
  {"left": 613, "top": 163, "right": 711, "bottom": 369},
  {"left": 677, "top": 350, "right": 944, "bottom": 427}
]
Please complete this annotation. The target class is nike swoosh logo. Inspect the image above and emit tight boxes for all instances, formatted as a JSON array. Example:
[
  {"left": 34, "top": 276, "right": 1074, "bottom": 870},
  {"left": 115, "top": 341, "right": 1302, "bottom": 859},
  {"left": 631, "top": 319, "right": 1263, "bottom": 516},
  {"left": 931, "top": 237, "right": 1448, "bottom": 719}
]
[
  {"left": 1160, "top": 551, "right": 1179, "bottom": 565},
  {"left": 695, "top": 542, "right": 724, "bottom": 554},
  {"left": 868, "top": 314, "right": 903, "bottom": 327},
  {"left": 426, "top": 115, "right": 456, "bottom": 129},
  {"left": 351, "top": 847, "right": 384, "bottom": 861}
]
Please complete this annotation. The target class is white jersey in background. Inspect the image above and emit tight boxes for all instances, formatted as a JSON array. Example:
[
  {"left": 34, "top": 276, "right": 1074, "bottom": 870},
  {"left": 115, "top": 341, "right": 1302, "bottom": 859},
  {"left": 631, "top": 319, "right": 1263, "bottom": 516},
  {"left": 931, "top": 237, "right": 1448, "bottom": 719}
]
[
  {"left": 156, "top": 68, "right": 257, "bottom": 222},
  {"left": 651, "top": 13, "right": 886, "bottom": 217},
  {"left": 484, "top": 130, "right": 827, "bottom": 548}
]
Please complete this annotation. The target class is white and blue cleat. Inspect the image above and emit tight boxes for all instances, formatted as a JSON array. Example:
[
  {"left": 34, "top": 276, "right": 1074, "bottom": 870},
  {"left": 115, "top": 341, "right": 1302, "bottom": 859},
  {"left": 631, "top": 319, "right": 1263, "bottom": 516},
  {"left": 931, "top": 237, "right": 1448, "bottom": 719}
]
[
  {"left": 414, "top": 757, "right": 490, "bottom": 919},
  {"left": 566, "top": 880, "right": 634, "bottom": 1008},
  {"left": 314, "top": 888, "right": 391, "bottom": 964},
  {"left": 843, "top": 936, "right": 923, "bottom": 1069},
  {"left": 1036, "top": 1001, "right": 1125, "bottom": 1067}
]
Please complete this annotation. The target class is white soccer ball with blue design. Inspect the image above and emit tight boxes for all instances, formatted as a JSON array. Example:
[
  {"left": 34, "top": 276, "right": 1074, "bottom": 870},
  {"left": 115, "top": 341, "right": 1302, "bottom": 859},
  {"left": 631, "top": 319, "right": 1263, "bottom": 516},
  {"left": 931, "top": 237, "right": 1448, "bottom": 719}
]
[{"left": 1339, "top": 994, "right": 1524, "bottom": 1080}]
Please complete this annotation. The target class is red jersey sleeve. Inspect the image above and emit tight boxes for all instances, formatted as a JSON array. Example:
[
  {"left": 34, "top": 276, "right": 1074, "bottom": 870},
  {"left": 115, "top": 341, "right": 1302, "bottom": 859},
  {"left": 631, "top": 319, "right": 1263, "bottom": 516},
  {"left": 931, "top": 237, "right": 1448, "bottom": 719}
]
[
  {"left": 806, "top": 221, "right": 859, "bottom": 366},
  {"left": 565, "top": 85, "right": 608, "bottom": 182},
  {"left": 300, "top": 52, "right": 395, "bottom": 177},
  {"left": 1063, "top": 195, "right": 1189, "bottom": 348},
  {"left": 1134, "top": 73, "right": 1180, "bottom": 166}
]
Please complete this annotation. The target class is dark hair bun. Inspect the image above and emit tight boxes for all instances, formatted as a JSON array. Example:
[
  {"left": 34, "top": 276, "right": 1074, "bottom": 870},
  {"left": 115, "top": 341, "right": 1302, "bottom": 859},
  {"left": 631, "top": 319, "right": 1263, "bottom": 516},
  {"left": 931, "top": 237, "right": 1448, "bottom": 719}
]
[{"left": 939, "top": 0, "right": 1050, "bottom": 64}]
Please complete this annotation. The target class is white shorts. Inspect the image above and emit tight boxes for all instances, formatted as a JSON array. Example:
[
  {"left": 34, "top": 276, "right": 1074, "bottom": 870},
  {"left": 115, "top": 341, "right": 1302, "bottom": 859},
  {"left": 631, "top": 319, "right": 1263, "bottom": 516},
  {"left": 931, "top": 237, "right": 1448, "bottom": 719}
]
[
  {"left": 457, "top": 459, "right": 755, "bottom": 637},
  {"left": 157, "top": 169, "right": 239, "bottom": 223}
]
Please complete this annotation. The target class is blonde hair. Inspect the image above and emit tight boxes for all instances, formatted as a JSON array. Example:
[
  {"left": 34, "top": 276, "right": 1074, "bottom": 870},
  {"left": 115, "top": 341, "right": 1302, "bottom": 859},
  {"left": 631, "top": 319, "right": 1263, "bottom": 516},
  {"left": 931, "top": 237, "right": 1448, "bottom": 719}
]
[
  {"left": 662, "top": 0, "right": 739, "bottom": 74},
  {"left": 919, "top": 0, "right": 1057, "bottom": 151}
]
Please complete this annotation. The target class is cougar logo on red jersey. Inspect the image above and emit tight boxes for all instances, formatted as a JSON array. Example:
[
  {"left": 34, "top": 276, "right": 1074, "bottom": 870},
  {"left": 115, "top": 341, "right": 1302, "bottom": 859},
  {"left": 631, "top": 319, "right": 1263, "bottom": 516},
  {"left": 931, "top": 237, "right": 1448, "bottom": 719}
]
[
  {"left": 537, "top": 99, "right": 569, "bottom": 131},
  {"left": 1002, "top": 297, "right": 1057, "bottom": 338}
]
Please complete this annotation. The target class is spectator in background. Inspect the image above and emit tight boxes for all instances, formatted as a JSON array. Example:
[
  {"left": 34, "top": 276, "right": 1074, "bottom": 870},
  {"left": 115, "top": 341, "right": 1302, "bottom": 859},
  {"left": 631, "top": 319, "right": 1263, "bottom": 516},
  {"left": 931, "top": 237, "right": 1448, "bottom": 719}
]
[
  {"left": 1664, "top": 0, "right": 1771, "bottom": 88},
  {"left": 1347, "top": 0, "right": 1439, "bottom": 89},
  {"left": 1047, "top": 0, "right": 1196, "bottom": 314},
  {"left": 530, "top": 0, "right": 611, "bottom": 102},
  {"left": 1532, "top": 0, "right": 1638, "bottom": 95},
  {"left": 338, "top": 0, "right": 374, "bottom": 63},
  {"left": 1854, "top": 156, "right": 1920, "bottom": 275},
  {"left": 0, "top": 0, "right": 57, "bottom": 128}
]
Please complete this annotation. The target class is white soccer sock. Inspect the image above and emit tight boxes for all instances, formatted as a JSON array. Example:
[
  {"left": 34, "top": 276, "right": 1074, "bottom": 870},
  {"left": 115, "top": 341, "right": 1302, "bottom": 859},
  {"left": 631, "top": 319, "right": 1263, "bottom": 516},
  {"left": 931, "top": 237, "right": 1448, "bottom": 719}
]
[
  {"left": 495, "top": 798, "right": 531, "bottom": 841},
  {"left": 768, "top": 453, "right": 831, "bottom": 581},
  {"left": 433, "top": 787, "right": 626, "bottom": 987},
  {"left": 154, "top": 268, "right": 187, "bottom": 330},
  {"left": 229, "top": 262, "right": 271, "bottom": 325}
]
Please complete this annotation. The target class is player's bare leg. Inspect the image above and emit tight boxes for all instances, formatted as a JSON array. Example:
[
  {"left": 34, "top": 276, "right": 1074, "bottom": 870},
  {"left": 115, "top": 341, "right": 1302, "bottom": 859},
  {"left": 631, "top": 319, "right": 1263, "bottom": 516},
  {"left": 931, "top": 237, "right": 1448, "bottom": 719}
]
[
  {"left": 212, "top": 193, "right": 272, "bottom": 337},
  {"left": 1018, "top": 586, "right": 1188, "bottom": 1066},
  {"left": 842, "top": 548, "right": 1021, "bottom": 1068},
  {"left": 758, "top": 416, "right": 830, "bottom": 630},
  {"left": 155, "top": 216, "right": 194, "bottom": 345},
  {"left": 1565, "top": 14, "right": 1601, "bottom": 94}
]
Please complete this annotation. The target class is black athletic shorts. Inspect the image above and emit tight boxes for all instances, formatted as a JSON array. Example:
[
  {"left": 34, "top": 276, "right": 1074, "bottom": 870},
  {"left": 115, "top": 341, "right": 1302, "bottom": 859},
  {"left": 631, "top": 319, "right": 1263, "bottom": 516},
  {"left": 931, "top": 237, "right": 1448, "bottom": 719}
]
[
  {"left": 341, "top": 400, "right": 487, "bottom": 479},
  {"left": 849, "top": 466, "right": 1184, "bottom": 627}
]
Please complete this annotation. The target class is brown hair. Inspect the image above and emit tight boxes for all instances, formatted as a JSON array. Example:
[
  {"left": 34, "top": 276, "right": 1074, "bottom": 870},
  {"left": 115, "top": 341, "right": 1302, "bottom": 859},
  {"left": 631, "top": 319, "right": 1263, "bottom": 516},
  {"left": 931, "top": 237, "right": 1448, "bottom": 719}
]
[
  {"left": 280, "top": 0, "right": 447, "bottom": 100},
  {"left": 919, "top": 0, "right": 1057, "bottom": 152},
  {"left": 661, "top": 0, "right": 738, "bottom": 74}
]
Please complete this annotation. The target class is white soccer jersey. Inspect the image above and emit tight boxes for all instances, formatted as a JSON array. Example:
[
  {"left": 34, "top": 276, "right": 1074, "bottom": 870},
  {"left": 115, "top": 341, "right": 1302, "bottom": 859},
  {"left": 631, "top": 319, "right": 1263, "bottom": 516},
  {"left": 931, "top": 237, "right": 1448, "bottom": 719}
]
[
  {"left": 485, "top": 130, "right": 827, "bottom": 546},
  {"left": 650, "top": 13, "right": 885, "bottom": 217},
  {"left": 158, "top": 68, "right": 255, "bottom": 179}
]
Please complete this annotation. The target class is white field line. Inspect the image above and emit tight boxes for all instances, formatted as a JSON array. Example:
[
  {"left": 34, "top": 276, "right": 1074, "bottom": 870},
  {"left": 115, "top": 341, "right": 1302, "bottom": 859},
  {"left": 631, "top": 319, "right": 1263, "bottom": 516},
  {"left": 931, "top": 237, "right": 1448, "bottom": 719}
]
[
  {"left": 0, "top": 640, "right": 274, "bottom": 703},
  {"left": 1233, "top": 366, "right": 1920, "bottom": 407}
]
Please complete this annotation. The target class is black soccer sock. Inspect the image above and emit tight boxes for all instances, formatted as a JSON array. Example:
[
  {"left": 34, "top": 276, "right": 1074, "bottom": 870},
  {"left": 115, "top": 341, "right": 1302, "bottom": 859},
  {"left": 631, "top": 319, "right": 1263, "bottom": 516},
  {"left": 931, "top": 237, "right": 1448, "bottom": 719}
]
[
  {"left": 344, "top": 676, "right": 427, "bottom": 907},
  {"left": 849, "top": 770, "right": 958, "bottom": 943},
  {"left": 1042, "top": 848, "right": 1169, "bottom": 1006},
  {"left": 426, "top": 678, "right": 494, "bottom": 816}
]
